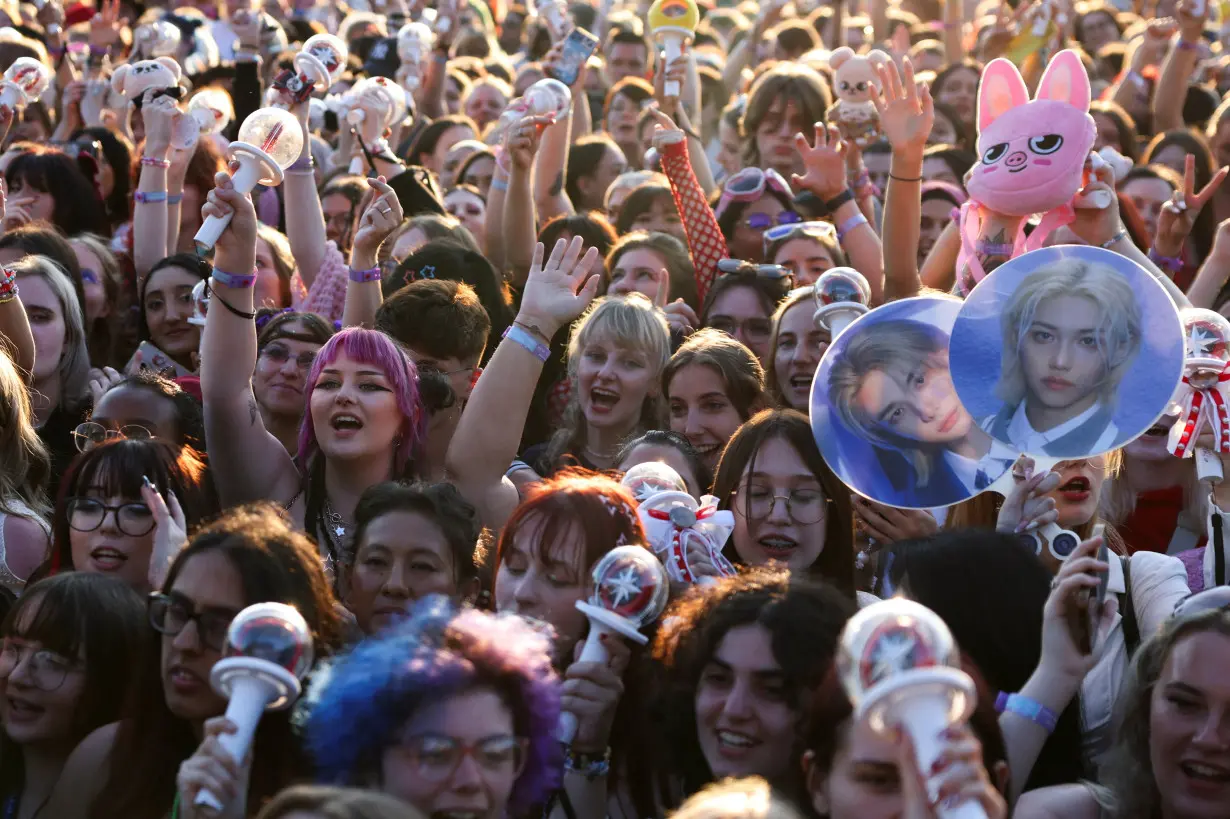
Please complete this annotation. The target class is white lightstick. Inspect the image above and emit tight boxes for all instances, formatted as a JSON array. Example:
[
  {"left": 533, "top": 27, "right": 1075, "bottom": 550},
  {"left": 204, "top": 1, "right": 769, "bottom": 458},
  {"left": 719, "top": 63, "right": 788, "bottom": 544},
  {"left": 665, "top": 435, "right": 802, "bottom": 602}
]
[
  {"left": 557, "top": 546, "right": 669, "bottom": 743},
  {"left": 343, "top": 76, "right": 408, "bottom": 174},
  {"left": 398, "top": 21, "right": 434, "bottom": 90},
  {"left": 838, "top": 599, "right": 985, "bottom": 819},
  {"left": 194, "top": 107, "right": 304, "bottom": 252},
  {"left": 812, "top": 267, "right": 871, "bottom": 340},
  {"left": 497, "top": 78, "right": 571, "bottom": 132},
  {"left": 0, "top": 58, "right": 51, "bottom": 112},
  {"left": 296, "top": 33, "right": 348, "bottom": 89},
  {"left": 194, "top": 603, "right": 314, "bottom": 812},
  {"left": 648, "top": 0, "right": 699, "bottom": 98},
  {"left": 134, "top": 19, "right": 182, "bottom": 58}
]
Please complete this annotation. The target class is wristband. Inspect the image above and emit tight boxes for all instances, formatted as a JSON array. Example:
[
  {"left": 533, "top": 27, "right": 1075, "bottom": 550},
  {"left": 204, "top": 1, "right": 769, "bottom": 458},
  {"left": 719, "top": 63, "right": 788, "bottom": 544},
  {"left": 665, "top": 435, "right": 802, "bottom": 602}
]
[
  {"left": 490, "top": 177, "right": 509, "bottom": 192},
  {"left": 211, "top": 268, "right": 257, "bottom": 289},
  {"left": 995, "top": 692, "right": 1058, "bottom": 733},
  {"left": 889, "top": 172, "right": 923, "bottom": 182},
  {"left": 288, "top": 156, "right": 315, "bottom": 172},
  {"left": 1177, "top": 38, "right": 1202, "bottom": 52},
  {"left": 206, "top": 282, "right": 256, "bottom": 320},
  {"left": 976, "top": 240, "right": 1015, "bottom": 256},
  {"left": 823, "top": 189, "right": 854, "bottom": 214},
  {"left": 837, "top": 212, "right": 868, "bottom": 243},
  {"left": 88, "top": 44, "right": 109, "bottom": 57},
  {"left": 503, "top": 325, "right": 550, "bottom": 361},
  {"left": 513, "top": 318, "right": 551, "bottom": 343},
  {"left": 563, "top": 747, "right": 611, "bottom": 781},
  {"left": 1149, "top": 246, "right": 1183, "bottom": 273},
  {"left": 167, "top": 193, "right": 183, "bottom": 205},
  {"left": 0, "top": 266, "right": 17, "bottom": 303},
  {"left": 140, "top": 156, "right": 171, "bottom": 168},
  {"left": 134, "top": 190, "right": 168, "bottom": 204},
  {"left": 1101, "top": 228, "right": 1128, "bottom": 249},
  {"left": 0, "top": 285, "right": 17, "bottom": 304},
  {"left": 349, "top": 266, "right": 381, "bottom": 283}
]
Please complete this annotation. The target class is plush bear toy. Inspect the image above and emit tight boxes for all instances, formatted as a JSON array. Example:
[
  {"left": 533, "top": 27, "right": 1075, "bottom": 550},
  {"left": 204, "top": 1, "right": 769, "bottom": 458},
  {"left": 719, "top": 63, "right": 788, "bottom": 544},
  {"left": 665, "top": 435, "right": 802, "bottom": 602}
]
[
  {"left": 110, "top": 57, "right": 182, "bottom": 105},
  {"left": 827, "top": 47, "right": 890, "bottom": 148}
]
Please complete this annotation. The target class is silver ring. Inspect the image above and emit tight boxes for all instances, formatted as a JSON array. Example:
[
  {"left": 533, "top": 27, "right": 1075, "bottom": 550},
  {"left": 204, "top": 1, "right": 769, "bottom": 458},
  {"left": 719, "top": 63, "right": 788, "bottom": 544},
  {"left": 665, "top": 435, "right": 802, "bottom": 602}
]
[{"left": 380, "top": 207, "right": 392, "bottom": 215}]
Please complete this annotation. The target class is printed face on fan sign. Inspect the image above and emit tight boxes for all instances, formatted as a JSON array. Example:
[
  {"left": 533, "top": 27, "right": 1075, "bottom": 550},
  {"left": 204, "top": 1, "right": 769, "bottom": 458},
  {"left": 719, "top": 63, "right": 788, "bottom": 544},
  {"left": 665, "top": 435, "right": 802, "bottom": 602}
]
[{"left": 949, "top": 245, "right": 1184, "bottom": 461}]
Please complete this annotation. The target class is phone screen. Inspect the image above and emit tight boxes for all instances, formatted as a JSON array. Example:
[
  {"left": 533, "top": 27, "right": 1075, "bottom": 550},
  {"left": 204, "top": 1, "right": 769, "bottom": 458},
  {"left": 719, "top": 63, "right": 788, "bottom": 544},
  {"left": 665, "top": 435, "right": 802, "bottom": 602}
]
[{"left": 551, "top": 27, "right": 599, "bottom": 87}]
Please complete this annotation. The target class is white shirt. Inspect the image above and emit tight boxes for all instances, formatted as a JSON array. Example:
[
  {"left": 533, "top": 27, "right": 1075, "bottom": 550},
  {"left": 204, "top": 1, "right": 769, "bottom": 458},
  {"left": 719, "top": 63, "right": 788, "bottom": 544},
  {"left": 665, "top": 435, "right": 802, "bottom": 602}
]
[
  {"left": 1080, "top": 550, "right": 1190, "bottom": 771},
  {"left": 943, "top": 438, "right": 1021, "bottom": 494},
  {"left": 1005, "top": 401, "right": 1118, "bottom": 456}
]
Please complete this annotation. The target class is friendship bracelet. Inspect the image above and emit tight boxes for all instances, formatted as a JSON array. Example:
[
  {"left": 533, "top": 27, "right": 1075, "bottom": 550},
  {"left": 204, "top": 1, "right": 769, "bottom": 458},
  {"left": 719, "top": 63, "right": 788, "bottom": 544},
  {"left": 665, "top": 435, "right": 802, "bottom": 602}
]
[
  {"left": 88, "top": 44, "right": 109, "bottom": 57},
  {"left": 490, "top": 177, "right": 509, "bottom": 192},
  {"left": 134, "top": 191, "right": 168, "bottom": 204},
  {"left": 206, "top": 283, "right": 256, "bottom": 320},
  {"left": 1148, "top": 246, "right": 1183, "bottom": 273},
  {"left": 140, "top": 156, "right": 171, "bottom": 168},
  {"left": 349, "top": 266, "right": 381, "bottom": 283},
  {"left": 211, "top": 268, "right": 257, "bottom": 289},
  {"left": 513, "top": 318, "right": 551, "bottom": 344},
  {"left": 503, "top": 325, "right": 550, "bottom": 361},
  {"left": 996, "top": 692, "right": 1059, "bottom": 734},
  {"left": 288, "top": 156, "right": 315, "bottom": 172},
  {"left": 564, "top": 747, "right": 611, "bottom": 781},
  {"left": 889, "top": 172, "right": 923, "bottom": 182},
  {"left": 837, "top": 212, "right": 868, "bottom": 242},
  {"left": 1101, "top": 228, "right": 1128, "bottom": 249},
  {"left": 0, "top": 285, "right": 18, "bottom": 305}
]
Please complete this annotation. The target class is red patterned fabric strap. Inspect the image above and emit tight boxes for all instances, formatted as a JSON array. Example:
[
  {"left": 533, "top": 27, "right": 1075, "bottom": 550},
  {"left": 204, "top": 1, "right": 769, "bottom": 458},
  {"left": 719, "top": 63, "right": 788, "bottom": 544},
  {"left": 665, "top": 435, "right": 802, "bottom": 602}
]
[{"left": 659, "top": 139, "right": 727, "bottom": 304}]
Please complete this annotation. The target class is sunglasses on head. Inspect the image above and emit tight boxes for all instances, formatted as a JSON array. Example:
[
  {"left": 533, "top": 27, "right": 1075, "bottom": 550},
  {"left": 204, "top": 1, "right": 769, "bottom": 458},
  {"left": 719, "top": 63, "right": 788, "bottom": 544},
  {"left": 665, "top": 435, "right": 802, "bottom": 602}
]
[
  {"left": 763, "top": 220, "right": 837, "bottom": 254},
  {"left": 716, "top": 258, "right": 795, "bottom": 284},
  {"left": 715, "top": 167, "right": 794, "bottom": 220}
]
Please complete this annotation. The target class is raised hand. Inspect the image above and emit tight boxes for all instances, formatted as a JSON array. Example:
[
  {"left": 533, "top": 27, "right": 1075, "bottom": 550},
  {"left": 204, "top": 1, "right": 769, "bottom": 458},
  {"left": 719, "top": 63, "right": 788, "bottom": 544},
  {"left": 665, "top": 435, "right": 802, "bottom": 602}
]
[
  {"left": 351, "top": 177, "right": 404, "bottom": 260},
  {"left": 1155, "top": 153, "right": 1228, "bottom": 258},
  {"left": 142, "top": 476, "right": 187, "bottom": 591},
  {"left": 517, "top": 236, "right": 601, "bottom": 339},
  {"left": 80, "top": 80, "right": 109, "bottom": 128},
  {"left": 853, "top": 497, "right": 938, "bottom": 544},
  {"left": 791, "top": 122, "right": 849, "bottom": 201},
  {"left": 202, "top": 166, "right": 259, "bottom": 270},
  {"left": 996, "top": 457, "right": 1061, "bottom": 534},
  {"left": 896, "top": 724, "right": 1008, "bottom": 819},
  {"left": 1066, "top": 163, "right": 1125, "bottom": 248},
  {"left": 562, "top": 634, "right": 629, "bottom": 753},
  {"left": 141, "top": 94, "right": 180, "bottom": 159},
  {"left": 88, "top": 0, "right": 123, "bottom": 51},
  {"left": 88, "top": 366, "right": 124, "bottom": 405},
  {"left": 505, "top": 113, "right": 553, "bottom": 171},
  {"left": 871, "top": 57, "right": 933, "bottom": 157},
  {"left": 1040, "top": 535, "right": 1115, "bottom": 680}
]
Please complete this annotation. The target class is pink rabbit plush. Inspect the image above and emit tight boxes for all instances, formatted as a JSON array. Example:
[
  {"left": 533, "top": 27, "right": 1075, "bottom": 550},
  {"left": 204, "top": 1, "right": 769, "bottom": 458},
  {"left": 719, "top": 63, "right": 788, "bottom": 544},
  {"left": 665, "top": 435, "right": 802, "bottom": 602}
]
[{"left": 957, "top": 49, "right": 1096, "bottom": 290}]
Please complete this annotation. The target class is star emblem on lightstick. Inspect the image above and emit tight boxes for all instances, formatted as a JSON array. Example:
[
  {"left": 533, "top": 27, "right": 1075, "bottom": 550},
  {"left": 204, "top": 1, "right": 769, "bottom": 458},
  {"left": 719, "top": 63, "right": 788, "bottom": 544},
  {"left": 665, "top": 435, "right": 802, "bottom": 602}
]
[
  {"left": 869, "top": 631, "right": 920, "bottom": 683},
  {"left": 1188, "top": 324, "right": 1220, "bottom": 358},
  {"left": 602, "top": 566, "right": 643, "bottom": 607}
]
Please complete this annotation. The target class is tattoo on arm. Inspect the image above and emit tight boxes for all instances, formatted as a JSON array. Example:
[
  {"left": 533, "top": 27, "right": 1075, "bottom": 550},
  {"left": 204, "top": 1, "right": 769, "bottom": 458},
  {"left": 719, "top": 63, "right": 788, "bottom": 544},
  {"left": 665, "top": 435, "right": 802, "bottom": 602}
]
[{"left": 248, "top": 397, "right": 259, "bottom": 427}]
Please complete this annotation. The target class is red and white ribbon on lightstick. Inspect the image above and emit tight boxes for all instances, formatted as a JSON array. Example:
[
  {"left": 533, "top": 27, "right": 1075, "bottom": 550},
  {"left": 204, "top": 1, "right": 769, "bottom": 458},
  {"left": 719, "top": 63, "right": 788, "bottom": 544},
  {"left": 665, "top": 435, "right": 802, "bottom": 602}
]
[
  {"left": 1169, "top": 365, "right": 1230, "bottom": 458},
  {"left": 1168, "top": 309, "right": 1230, "bottom": 461},
  {"left": 642, "top": 496, "right": 737, "bottom": 584}
]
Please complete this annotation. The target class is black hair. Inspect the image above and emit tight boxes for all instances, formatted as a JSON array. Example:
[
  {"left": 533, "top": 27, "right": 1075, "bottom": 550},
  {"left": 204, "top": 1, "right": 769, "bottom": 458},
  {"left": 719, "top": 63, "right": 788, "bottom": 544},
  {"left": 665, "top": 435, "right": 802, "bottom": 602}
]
[
  {"left": 138, "top": 253, "right": 213, "bottom": 343},
  {"left": 0, "top": 224, "right": 85, "bottom": 315},
  {"left": 566, "top": 135, "right": 620, "bottom": 212},
  {"left": 616, "top": 429, "right": 713, "bottom": 494},
  {"left": 94, "top": 368, "right": 206, "bottom": 452},
  {"left": 538, "top": 212, "right": 619, "bottom": 262},
  {"left": 6, "top": 149, "right": 110, "bottom": 237},
  {"left": 70, "top": 127, "right": 135, "bottom": 231}
]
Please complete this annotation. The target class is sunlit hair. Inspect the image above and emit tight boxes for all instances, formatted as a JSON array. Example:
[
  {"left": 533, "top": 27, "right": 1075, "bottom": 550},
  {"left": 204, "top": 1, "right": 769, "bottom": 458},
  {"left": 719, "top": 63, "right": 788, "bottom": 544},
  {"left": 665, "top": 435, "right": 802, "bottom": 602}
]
[
  {"left": 256, "top": 224, "right": 296, "bottom": 308},
  {"left": 0, "top": 349, "right": 50, "bottom": 520},
  {"left": 544, "top": 294, "right": 670, "bottom": 470},
  {"left": 765, "top": 289, "right": 827, "bottom": 408},
  {"left": 672, "top": 777, "right": 803, "bottom": 819},
  {"left": 827, "top": 318, "right": 951, "bottom": 487},
  {"left": 740, "top": 63, "right": 831, "bottom": 169},
  {"left": 603, "top": 231, "right": 699, "bottom": 310},
  {"left": 1089, "top": 608, "right": 1230, "bottom": 819},
  {"left": 16, "top": 255, "right": 90, "bottom": 408},
  {"left": 995, "top": 258, "right": 1142, "bottom": 411},
  {"left": 304, "top": 596, "right": 562, "bottom": 813},
  {"left": 255, "top": 785, "right": 425, "bottom": 819},
  {"left": 665, "top": 328, "right": 767, "bottom": 423},
  {"left": 297, "top": 328, "right": 426, "bottom": 477}
]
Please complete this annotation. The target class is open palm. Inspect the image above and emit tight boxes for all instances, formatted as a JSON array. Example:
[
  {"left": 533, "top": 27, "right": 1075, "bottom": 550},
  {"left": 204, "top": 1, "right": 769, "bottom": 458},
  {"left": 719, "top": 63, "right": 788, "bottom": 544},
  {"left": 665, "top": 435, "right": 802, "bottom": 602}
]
[
  {"left": 872, "top": 58, "right": 933, "bottom": 155},
  {"left": 519, "top": 236, "right": 601, "bottom": 335}
]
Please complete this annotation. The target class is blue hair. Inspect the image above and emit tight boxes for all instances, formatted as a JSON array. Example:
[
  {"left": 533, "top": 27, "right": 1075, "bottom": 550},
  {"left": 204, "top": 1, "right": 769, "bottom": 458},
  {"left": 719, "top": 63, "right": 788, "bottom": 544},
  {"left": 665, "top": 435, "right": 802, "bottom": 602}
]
[{"left": 304, "top": 597, "right": 562, "bottom": 811}]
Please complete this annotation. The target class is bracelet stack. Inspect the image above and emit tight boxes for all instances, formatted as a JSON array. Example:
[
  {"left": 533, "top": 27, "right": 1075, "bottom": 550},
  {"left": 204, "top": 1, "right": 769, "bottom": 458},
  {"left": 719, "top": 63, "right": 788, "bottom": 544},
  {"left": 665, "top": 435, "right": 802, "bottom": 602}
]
[
  {"left": 836, "top": 212, "right": 868, "bottom": 242},
  {"left": 1101, "top": 228, "right": 1128, "bottom": 249},
  {"left": 503, "top": 325, "right": 550, "bottom": 362},
  {"left": 1148, "top": 246, "right": 1183, "bottom": 273},
  {"left": 563, "top": 747, "right": 611, "bottom": 781},
  {"left": 212, "top": 268, "right": 257, "bottom": 289},
  {"left": 0, "top": 266, "right": 17, "bottom": 304},
  {"left": 140, "top": 156, "right": 171, "bottom": 168}
]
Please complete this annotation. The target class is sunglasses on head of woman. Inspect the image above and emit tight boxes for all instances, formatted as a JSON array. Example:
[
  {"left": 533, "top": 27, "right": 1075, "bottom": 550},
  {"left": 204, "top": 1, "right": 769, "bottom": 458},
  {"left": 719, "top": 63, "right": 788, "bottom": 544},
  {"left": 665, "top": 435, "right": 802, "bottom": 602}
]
[
  {"left": 763, "top": 220, "right": 837, "bottom": 254},
  {"left": 715, "top": 167, "right": 795, "bottom": 219},
  {"left": 716, "top": 258, "right": 795, "bottom": 285}
]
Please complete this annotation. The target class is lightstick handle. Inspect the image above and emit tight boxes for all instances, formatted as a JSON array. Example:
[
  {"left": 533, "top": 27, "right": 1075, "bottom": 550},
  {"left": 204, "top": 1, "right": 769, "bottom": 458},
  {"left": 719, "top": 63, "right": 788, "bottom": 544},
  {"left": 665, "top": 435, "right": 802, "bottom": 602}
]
[
  {"left": 349, "top": 153, "right": 365, "bottom": 175},
  {"left": 0, "top": 84, "right": 24, "bottom": 111},
  {"left": 556, "top": 619, "right": 612, "bottom": 744},
  {"left": 194, "top": 676, "right": 277, "bottom": 810},
  {"left": 1196, "top": 447, "right": 1224, "bottom": 485},
  {"left": 662, "top": 35, "right": 683, "bottom": 98},
  {"left": 194, "top": 159, "right": 262, "bottom": 251},
  {"left": 830, "top": 314, "right": 854, "bottom": 339},
  {"left": 898, "top": 702, "right": 988, "bottom": 819}
]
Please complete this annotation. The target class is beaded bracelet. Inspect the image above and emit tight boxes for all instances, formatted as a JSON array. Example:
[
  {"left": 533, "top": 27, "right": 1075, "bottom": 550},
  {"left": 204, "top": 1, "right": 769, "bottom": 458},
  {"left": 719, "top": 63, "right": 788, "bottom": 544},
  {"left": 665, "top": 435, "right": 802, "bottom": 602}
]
[
  {"left": 837, "top": 212, "right": 868, "bottom": 242},
  {"left": 564, "top": 747, "right": 611, "bottom": 781},
  {"left": 503, "top": 325, "right": 550, "bottom": 362},
  {"left": 995, "top": 692, "right": 1058, "bottom": 733},
  {"left": 349, "top": 266, "right": 381, "bottom": 283},
  {"left": 140, "top": 156, "right": 171, "bottom": 168},
  {"left": 0, "top": 266, "right": 17, "bottom": 304},
  {"left": 211, "top": 268, "right": 257, "bottom": 289},
  {"left": 1148, "top": 246, "right": 1183, "bottom": 273},
  {"left": 1101, "top": 228, "right": 1128, "bottom": 249},
  {"left": 134, "top": 191, "right": 168, "bottom": 204}
]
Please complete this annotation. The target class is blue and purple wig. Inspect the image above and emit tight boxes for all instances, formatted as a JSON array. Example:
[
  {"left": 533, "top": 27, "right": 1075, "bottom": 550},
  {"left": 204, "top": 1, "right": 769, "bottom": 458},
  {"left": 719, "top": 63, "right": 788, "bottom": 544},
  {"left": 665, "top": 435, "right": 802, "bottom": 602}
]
[
  {"left": 304, "top": 596, "right": 563, "bottom": 811},
  {"left": 296, "top": 327, "right": 428, "bottom": 477}
]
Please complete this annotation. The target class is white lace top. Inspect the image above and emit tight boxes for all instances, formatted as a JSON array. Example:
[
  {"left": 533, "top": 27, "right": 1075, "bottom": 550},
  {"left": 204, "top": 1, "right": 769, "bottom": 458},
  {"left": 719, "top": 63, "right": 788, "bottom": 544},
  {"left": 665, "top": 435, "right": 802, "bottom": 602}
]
[{"left": 0, "top": 499, "right": 51, "bottom": 595}]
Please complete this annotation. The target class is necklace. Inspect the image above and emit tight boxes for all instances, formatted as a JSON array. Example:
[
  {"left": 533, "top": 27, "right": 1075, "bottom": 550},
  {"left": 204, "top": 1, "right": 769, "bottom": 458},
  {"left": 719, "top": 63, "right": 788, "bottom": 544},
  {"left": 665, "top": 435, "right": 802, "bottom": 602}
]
[
  {"left": 323, "top": 497, "right": 349, "bottom": 539},
  {"left": 582, "top": 445, "right": 614, "bottom": 464}
]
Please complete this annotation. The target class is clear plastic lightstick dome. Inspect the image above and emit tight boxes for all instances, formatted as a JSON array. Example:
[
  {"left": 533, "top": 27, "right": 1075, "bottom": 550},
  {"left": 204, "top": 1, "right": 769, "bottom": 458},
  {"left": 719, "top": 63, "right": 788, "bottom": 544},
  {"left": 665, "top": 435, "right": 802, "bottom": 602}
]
[
  {"left": 301, "top": 33, "right": 348, "bottom": 85},
  {"left": 835, "top": 598, "right": 960, "bottom": 707},
  {"left": 188, "top": 88, "right": 235, "bottom": 134},
  {"left": 6, "top": 57, "right": 51, "bottom": 96},
  {"left": 238, "top": 107, "right": 304, "bottom": 169},
  {"left": 587, "top": 545, "right": 669, "bottom": 627},
  {"left": 1179, "top": 308, "right": 1230, "bottom": 369},
  {"left": 524, "top": 78, "right": 571, "bottom": 118},
  {"left": 814, "top": 267, "right": 871, "bottom": 309},
  {"left": 620, "top": 462, "right": 687, "bottom": 501},
  {"left": 222, "top": 602, "right": 314, "bottom": 680}
]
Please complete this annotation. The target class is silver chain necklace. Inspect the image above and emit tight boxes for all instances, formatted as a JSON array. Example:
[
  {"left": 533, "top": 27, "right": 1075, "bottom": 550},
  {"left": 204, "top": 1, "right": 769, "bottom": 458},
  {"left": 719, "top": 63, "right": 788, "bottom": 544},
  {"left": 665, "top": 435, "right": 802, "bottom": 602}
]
[{"left": 323, "top": 497, "right": 349, "bottom": 539}]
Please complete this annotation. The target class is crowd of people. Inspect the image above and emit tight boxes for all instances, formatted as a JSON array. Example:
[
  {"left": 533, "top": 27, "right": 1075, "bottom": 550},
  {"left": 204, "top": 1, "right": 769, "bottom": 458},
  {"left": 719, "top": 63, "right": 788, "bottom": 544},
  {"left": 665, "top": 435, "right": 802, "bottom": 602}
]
[{"left": 0, "top": 0, "right": 1227, "bottom": 818}]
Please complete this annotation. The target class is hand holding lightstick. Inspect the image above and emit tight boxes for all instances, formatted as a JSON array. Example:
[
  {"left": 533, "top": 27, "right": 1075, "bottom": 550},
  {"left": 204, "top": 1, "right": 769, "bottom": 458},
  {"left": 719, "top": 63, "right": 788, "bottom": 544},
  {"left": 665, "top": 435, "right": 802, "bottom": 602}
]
[
  {"left": 994, "top": 456, "right": 1081, "bottom": 562},
  {"left": 271, "top": 34, "right": 347, "bottom": 107},
  {"left": 397, "top": 22, "right": 434, "bottom": 90},
  {"left": 343, "top": 77, "right": 409, "bottom": 174},
  {"left": 194, "top": 107, "right": 303, "bottom": 252},
  {"left": 194, "top": 603, "right": 314, "bottom": 812},
  {"left": 0, "top": 58, "right": 51, "bottom": 113},
  {"left": 837, "top": 598, "right": 985, "bottom": 819},
  {"left": 635, "top": 488, "right": 737, "bottom": 585},
  {"left": 1169, "top": 308, "right": 1230, "bottom": 487},
  {"left": 172, "top": 88, "right": 236, "bottom": 150},
  {"left": 812, "top": 267, "right": 871, "bottom": 340},
  {"left": 647, "top": 0, "right": 698, "bottom": 98},
  {"left": 558, "top": 546, "right": 669, "bottom": 743}
]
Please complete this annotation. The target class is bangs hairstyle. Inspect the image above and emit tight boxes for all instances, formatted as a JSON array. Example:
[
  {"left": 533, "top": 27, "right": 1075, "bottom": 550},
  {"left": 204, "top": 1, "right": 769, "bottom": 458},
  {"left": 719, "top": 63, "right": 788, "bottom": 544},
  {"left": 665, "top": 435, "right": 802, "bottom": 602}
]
[
  {"left": 710, "top": 410, "right": 854, "bottom": 596},
  {"left": 827, "top": 318, "right": 951, "bottom": 488},
  {"left": 50, "top": 439, "right": 212, "bottom": 573},
  {"left": 305, "top": 596, "right": 562, "bottom": 813},
  {"left": 297, "top": 328, "right": 426, "bottom": 477},
  {"left": 613, "top": 183, "right": 673, "bottom": 236},
  {"left": 494, "top": 470, "right": 646, "bottom": 589},
  {"left": 16, "top": 255, "right": 91, "bottom": 407},
  {"left": 664, "top": 328, "right": 767, "bottom": 422},
  {"left": 566, "top": 294, "right": 672, "bottom": 379},
  {"left": 604, "top": 231, "right": 699, "bottom": 311},
  {"left": 996, "top": 258, "right": 1142, "bottom": 410},
  {"left": 740, "top": 63, "right": 832, "bottom": 168},
  {"left": 765, "top": 289, "right": 829, "bottom": 408},
  {"left": 257, "top": 309, "right": 337, "bottom": 350},
  {"left": 5, "top": 148, "right": 110, "bottom": 236}
]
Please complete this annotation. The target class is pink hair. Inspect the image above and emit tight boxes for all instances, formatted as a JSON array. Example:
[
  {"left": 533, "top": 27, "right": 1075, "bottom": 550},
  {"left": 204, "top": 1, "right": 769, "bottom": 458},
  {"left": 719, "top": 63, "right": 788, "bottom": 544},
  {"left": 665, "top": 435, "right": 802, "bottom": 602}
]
[{"left": 296, "top": 328, "right": 426, "bottom": 477}]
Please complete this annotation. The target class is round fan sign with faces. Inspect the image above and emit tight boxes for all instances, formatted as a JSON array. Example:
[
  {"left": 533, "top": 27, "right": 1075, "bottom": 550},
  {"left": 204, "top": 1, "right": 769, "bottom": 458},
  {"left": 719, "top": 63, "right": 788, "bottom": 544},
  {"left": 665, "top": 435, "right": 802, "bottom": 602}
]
[{"left": 949, "top": 244, "right": 1184, "bottom": 460}]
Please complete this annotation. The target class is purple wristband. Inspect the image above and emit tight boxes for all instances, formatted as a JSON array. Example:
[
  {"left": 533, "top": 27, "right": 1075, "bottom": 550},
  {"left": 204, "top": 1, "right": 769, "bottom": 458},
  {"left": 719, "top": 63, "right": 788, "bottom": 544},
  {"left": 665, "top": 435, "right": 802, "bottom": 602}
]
[
  {"left": 349, "top": 266, "right": 381, "bottom": 283},
  {"left": 1148, "top": 246, "right": 1183, "bottom": 273},
  {"left": 503, "top": 325, "right": 550, "bottom": 362},
  {"left": 211, "top": 267, "right": 257, "bottom": 289},
  {"left": 837, "top": 212, "right": 868, "bottom": 242},
  {"left": 995, "top": 692, "right": 1058, "bottom": 733},
  {"left": 134, "top": 190, "right": 167, "bottom": 204}
]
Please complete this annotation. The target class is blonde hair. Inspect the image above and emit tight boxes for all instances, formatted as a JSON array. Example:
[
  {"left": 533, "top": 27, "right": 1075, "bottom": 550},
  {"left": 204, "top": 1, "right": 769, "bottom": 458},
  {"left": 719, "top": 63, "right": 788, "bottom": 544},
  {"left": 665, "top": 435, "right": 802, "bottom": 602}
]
[
  {"left": 827, "top": 319, "right": 951, "bottom": 487},
  {"left": 19, "top": 255, "right": 90, "bottom": 407},
  {"left": 0, "top": 348, "right": 50, "bottom": 519},
  {"left": 996, "top": 258, "right": 1142, "bottom": 411},
  {"left": 545, "top": 294, "right": 671, "bottom": 469},
  {"left": 672, "top": 777, "right": 803, "bottom": 819}
]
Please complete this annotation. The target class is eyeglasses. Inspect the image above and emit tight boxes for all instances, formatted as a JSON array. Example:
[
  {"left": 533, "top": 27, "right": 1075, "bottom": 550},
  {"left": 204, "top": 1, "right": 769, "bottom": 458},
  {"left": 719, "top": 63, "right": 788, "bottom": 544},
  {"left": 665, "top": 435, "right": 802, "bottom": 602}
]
[
  {"left": 741, "top": 210, "right": 801, "bottom": 231},
  {"left": 395, "top": 733, "right": 528, "bottom": 783},
  {"left": 715, "top": 167, "right": 794, "bottom": 220},
  {"left": 260, "top": 342, "right": 317, "bottom": 371},
  {"left": 66, "top": 497, "right": 156, "bottom": 537},
  {"left": 763, "top": 220, "right": 837, "bottom": 254},
  {"left": 148, "top": 593, "right": 237, "bottom": 653},
  {"left": 708, "top": 315, "right": 774, "bottom": 344},
  {"left": 733, "top": 483, "right": 829, "bottom": 524},
  {"left": 1172, "top": 585, "right": 1230, "bottom": 621},
  {"left": 0, "top": 638, "right": 80, "bottom": 691},
  {"left": 73, "top": 421, "right": 154, "bottom": 453}
]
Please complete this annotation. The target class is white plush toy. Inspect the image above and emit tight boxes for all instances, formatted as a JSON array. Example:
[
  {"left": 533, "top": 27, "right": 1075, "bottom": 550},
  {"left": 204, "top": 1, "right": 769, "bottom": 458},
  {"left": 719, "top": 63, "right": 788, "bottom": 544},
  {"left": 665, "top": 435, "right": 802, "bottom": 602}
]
[{"left": 110, "top": 57, "right": 182, "bottom": 104}]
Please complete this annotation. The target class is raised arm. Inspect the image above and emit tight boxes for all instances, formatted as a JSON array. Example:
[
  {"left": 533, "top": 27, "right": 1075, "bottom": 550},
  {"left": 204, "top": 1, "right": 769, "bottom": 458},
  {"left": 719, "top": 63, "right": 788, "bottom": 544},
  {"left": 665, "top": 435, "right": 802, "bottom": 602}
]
[
  {"left": 199, "top": 169, "right": 301, "bottom": 508},
  {"left": 343, "top": 178, "right": 403, "bottom": 329},
  {"left": 503, "top": 114, "right": 552, "bottom": 286},
  {"left": 1189, "top": 218, "right": 1230, "bottom": 307},
  {"left": 0, "top": 191, "right": 35, "bottom": 378},
  {"left": 446, "top": 237, "right": 600, "bottom": 528},
  {"left": 873, "top": 59, "right": 933, "bottom": 302},
  {"left": 283, "top": 100, "right": 328, "bottom": 291},
  {"left": 534, "top": 43, "right": 583, "bottom": 221},
  {"left": 132, "top": 93, "right": 176, "bottom": 283},
  {"left": 1153, "top": 1, "right": 1204, "bottom": 134}
]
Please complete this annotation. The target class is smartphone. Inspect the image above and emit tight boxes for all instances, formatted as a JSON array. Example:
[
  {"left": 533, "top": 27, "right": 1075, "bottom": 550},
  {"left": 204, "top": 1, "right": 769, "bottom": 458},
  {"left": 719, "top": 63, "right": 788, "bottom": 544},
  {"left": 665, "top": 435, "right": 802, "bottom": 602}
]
[
  {"left": 125, "top": 341, "right": 190, "bottom": 378},
  {"left": 550, "top": 27, "right": 599, "bottom": 87}
]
